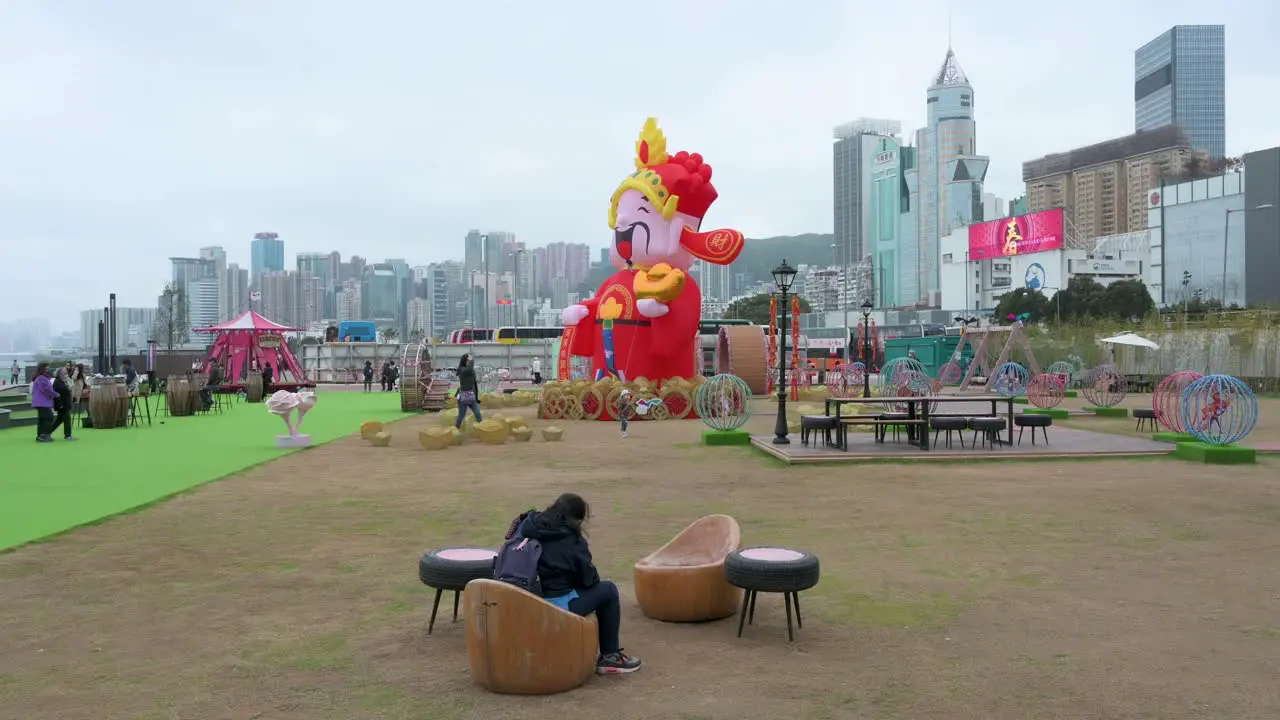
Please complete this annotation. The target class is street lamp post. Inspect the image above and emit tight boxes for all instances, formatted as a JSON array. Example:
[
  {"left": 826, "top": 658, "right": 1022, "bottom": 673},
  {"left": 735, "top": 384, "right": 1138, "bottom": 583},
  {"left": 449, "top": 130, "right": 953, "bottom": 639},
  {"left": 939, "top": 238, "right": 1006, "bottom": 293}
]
[
  {"left": 771, "top": 259, "right": 798, "bottom": 445},
  {"left": 1181, "top": 271, "right": 1192, "bottom": 315},
  {"left": 832, "top": 242, "right": 850, "bottom": 365},
  {"left": 1222, "top": 205, "right": 1274, "bottom": 306},
  {"left": 860, "top": 298, "right": 873, "bottom": 398}
]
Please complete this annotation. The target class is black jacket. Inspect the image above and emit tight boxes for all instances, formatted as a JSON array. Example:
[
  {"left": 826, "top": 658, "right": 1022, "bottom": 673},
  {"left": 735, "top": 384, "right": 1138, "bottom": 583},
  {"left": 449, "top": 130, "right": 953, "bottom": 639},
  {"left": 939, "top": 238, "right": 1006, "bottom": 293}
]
[
  {"left": 457, "top": 364, "right": 478, "bottom": 393},
  {"left": 512, "top": 510, "right": 600, "bottom": 598},
  {"left": 52, "top": 377, "right": 72, "bottom": 410}
]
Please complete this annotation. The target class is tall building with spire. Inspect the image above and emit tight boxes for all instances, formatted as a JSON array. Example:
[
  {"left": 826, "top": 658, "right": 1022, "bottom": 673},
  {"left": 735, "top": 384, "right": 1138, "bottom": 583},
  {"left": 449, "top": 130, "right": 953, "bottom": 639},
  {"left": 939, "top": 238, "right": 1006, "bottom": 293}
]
[{"left": 903, "top": 47, "right": 988, "bottom": 307}]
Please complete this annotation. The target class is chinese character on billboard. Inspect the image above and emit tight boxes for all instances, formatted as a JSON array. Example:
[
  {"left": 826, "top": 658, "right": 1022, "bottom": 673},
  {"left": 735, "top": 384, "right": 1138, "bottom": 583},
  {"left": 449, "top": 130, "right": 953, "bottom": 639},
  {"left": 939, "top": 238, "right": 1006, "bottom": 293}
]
[{"left": 967, "top": 208, "right": 1065, "bottom": 261}]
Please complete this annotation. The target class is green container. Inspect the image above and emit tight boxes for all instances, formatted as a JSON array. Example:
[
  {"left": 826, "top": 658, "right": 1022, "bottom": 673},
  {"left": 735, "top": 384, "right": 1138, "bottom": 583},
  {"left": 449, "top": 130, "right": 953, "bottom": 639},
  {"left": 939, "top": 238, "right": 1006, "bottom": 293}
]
[{"left": 882, "top": 336, "right": 971, "bottom": 378}]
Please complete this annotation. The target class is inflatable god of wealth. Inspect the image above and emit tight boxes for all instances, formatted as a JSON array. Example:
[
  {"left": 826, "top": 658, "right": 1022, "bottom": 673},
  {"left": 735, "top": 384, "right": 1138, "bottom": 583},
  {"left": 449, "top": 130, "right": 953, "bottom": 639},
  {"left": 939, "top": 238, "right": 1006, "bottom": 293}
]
[{"left": 562, "top": 117, "right": 745, "bottom": 382}]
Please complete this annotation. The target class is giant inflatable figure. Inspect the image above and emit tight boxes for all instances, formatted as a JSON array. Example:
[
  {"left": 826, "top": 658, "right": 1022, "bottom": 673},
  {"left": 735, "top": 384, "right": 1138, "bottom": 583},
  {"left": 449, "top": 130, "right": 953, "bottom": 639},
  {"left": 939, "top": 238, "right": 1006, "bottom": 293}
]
[{"left": 562, "top": 118, "right": 745, "bottom": 382}]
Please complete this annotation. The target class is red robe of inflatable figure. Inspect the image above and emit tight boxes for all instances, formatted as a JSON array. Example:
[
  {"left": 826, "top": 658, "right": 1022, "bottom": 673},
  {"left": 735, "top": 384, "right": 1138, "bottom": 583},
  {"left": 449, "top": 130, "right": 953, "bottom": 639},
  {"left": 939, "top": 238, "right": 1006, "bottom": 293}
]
[
  {"left": 567, "top": 268, "right": 703, "bottom": 381},
  {"left": 562, "top": 117, "right": 745, "bottom": 384}
]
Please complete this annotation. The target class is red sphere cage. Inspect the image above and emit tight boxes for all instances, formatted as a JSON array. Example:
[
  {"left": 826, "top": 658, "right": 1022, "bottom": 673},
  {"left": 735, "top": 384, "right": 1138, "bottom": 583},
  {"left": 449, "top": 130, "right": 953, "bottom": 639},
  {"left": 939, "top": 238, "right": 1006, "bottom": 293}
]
[
  {"left": 1027, "top": 373, "right": 1065, "bottom": 409},
  {"left": 825, "top": 364, "right": 856, "bottom": 399},
  {"left": 1153, "top": 371, "right": 1204, "bottom": 433}
]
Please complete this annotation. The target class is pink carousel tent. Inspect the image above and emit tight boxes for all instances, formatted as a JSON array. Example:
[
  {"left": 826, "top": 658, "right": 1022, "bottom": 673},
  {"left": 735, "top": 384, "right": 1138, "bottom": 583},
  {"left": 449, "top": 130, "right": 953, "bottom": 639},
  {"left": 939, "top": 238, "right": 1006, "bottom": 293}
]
[{"left": 194, "top": 311, "right": 309, "bottom": 389}]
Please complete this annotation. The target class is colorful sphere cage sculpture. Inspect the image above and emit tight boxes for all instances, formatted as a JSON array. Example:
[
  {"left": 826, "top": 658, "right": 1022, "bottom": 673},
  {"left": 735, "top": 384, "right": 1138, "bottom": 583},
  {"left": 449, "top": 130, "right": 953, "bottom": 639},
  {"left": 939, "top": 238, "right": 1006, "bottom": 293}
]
[
  {"left": 877, "top": 357, "right": 927, "bottom": 399},
  {"left": 848, "top": 362, "right": 866, "bottom": 389},
  {"left": 1045, "top": 360, "right": 1077, "bottom": 388},
  {"left": 894, "top": 369, "right": 938, "bottom": 412},
  {"left": 1081, "top": 364, "right": 1128, "bottom": 408},
  {"left": 825, "top": 363, "right": 857, "bottom": 399},
  {"left": 1179, "top": 374, "right": 1258, "bottom": 446},
  {"left": 695, "top": 374, "right": 754, "bottom": 432},
  {"left": 991, "top": 362, "right": 1029, "bottom": 398},
  {"left": 1152, "top": 371, "right": 1204, "bottom": 433},
  {"left": 938, "top": 360, "right": 963, "bottom": 386},
  {"left": 1027, "top": 373, "right": 1066, "bottom": 409}
]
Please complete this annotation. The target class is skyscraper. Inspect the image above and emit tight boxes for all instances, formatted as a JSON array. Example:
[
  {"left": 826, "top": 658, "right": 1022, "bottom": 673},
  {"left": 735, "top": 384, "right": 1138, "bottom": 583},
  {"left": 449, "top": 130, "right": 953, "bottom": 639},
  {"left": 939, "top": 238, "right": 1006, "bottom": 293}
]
[
  {"left": 906, "top": 47, "right": 988, "bottom": 306},
  {"left": 250, "top": 232, "right": 285, "bottom": 278},
  {"left": 833, "top": 118, "right": 902, "bottom": 283},
  {"left": 198, "top": 246, "right": 229, "bottom": 320},
  {"left": 1135, "top": 25, "right": 1226, "bottom": 159}
]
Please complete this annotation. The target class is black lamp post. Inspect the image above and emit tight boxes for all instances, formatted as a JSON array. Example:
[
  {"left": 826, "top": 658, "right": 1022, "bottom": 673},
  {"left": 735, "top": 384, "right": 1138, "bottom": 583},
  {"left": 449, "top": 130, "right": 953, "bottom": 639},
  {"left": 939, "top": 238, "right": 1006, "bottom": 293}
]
[
  {"left": 771, "top": 259, "right": 798, "bottom": 445},
  {"left": 860, "top": 298, "right": 873, "bottom": 398}
]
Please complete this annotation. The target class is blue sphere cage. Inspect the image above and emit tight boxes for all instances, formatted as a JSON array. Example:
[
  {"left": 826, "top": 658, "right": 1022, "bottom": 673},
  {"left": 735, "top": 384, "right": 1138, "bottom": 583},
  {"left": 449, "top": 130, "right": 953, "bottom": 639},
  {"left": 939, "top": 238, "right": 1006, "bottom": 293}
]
[
  {"left": 992, "top": 362, "right": 1029, "bottom": 398},
  {"left": 1179, "top": 374, "right": 1258, "bottom": 446}
]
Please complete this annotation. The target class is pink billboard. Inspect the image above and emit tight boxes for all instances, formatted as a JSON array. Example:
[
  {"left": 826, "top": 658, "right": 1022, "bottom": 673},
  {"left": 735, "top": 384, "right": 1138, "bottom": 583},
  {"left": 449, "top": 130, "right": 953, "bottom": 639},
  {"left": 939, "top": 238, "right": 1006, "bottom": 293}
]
[{"left": 967, "top": 207, "right": 1065, "bottom": 261}]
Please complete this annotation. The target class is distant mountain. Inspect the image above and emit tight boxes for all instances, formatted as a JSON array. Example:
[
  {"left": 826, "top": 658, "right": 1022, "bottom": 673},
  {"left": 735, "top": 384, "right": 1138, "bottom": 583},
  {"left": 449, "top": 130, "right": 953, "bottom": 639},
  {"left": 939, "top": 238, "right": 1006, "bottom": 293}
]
[{"left": 736, "top": 233, "right": 836, "bottom": 280}]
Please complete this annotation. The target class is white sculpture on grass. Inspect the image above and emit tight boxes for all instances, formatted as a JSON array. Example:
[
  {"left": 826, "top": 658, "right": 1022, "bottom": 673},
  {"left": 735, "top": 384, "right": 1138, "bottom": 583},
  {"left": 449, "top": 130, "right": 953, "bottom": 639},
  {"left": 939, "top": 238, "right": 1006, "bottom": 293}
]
[{"left": 266, "top": 390, "right": 318, "bottom": 448}]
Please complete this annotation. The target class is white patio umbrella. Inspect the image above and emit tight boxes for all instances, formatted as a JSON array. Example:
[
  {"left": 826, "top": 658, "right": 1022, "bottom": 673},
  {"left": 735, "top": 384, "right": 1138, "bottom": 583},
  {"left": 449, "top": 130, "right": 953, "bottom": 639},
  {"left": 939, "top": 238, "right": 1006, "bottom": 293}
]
[{"left": 1099, "top": 332, "right": 1160, "bottom": 350}]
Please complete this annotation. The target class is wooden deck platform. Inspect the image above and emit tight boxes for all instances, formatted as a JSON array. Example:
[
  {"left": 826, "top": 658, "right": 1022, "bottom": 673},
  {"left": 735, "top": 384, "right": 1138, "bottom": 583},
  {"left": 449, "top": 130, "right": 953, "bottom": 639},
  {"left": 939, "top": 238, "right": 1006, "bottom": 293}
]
[{"left": 751, "top": 425, "right": 1174, "bottom": 465}]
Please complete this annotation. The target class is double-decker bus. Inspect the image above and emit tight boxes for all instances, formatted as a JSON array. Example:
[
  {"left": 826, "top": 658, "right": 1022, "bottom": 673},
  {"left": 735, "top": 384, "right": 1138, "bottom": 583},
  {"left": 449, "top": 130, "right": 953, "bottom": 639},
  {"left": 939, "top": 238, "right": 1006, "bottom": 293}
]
[
  {"left": 445, "top": 328, "right": 495, "bottom": 343},
  {"left": 495, "top": 326, "right": 564, "bottom": 343}
]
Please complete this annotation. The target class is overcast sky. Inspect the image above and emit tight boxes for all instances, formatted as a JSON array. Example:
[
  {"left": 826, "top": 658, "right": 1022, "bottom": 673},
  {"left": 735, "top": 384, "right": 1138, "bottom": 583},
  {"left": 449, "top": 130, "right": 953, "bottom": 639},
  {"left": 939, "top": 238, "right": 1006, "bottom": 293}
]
[{"left": 2, "top": 1, "right": 1277, "bottom": 333}]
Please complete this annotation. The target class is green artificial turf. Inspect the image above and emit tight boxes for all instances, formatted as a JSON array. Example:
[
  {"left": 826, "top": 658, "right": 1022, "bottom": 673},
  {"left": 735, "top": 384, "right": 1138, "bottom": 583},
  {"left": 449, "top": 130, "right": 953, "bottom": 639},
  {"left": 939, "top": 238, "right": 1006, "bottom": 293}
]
[{"left": 0, "top": 390, "right": 406, "bottom": 551}]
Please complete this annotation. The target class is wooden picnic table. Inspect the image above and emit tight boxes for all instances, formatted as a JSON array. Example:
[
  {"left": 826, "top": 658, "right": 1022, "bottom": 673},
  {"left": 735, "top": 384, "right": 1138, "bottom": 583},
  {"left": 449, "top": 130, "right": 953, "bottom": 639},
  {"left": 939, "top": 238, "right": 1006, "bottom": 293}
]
[{"left": 824, "top": 394, "right": 1017, "bottom": 451}]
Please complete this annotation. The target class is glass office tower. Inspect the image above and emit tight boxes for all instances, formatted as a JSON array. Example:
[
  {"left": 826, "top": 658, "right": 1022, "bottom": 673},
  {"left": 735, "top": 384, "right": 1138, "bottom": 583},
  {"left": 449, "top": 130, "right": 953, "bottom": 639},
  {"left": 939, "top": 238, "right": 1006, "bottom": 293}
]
[{"left": 1135, "top": 25, "right": 1225, "bottom": 158}]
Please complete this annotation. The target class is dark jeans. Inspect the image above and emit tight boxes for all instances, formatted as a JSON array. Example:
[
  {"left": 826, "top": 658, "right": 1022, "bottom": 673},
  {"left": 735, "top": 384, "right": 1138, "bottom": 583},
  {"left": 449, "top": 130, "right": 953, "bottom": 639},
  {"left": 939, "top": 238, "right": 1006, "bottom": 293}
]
[
  {"left": 363, "top": 378, "right": 372, "bottom": 391},
  {"left": 49, "top": 405, "right": 72, "bottom": 438},
  {"left": 533, "top": 371, "right": 543, "bottom": 385},
  {"left": 455, "top": 397, "right": 482, "bottom": 427},
  {"left": 36, "top": 407, "right": 55, "bottom": 439},
  {"left": 568, "top": 580, "right": 621, "bottom": 655}
]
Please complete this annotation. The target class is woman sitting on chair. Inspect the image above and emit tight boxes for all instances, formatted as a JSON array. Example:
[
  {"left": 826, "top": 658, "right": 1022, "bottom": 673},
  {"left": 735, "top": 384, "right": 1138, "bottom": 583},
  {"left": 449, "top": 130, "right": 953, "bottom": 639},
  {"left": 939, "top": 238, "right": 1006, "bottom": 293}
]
[{"left": 504, "top": 493, "right": 643, "bottom": 676}]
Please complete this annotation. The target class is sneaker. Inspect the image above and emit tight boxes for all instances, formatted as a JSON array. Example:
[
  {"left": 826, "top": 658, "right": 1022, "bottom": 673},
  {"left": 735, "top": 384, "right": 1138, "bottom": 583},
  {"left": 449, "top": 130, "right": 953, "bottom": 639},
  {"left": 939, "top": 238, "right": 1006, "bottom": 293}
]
[
  {"left": 36, "top": 435, "right": 53, "bottom": 443},
  {"left": 596, "top": 650, "right": 642, "bottom": 675},
  {"left": 64, "top": 436, "right": 76, "bottom": 441},
  {"left": 621, "top": 431, "right": 628, "bottom": 439}
]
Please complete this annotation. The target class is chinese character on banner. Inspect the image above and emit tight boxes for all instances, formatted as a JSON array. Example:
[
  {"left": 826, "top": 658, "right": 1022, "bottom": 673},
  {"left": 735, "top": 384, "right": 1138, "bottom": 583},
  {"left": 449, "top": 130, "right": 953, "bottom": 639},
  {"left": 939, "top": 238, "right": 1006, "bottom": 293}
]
[{"left": 250, "top": 291, "right": 262, "bottom": 301}]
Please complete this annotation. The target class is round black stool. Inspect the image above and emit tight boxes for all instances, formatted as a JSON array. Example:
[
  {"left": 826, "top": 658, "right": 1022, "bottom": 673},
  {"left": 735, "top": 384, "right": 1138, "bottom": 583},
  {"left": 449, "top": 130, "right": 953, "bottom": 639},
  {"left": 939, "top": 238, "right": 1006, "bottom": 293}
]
[
  {"left": 800, "top": 415, "right": 838, "bottom": 447},
  {"left": 418, "top": 547, "right": 497, "bottom": 633},
  {"left": 1014, "top": 414, "right": 1053, "bottom": 445},
  {"left": 725, "top": 547, "right": 820, "bottom": 641},
  {"left": 1133, "top": 407, "right": 1157, "bottom": 432},
  {"left": 930, "top": 416, "right": 969, "bottom": 449},
  {"left": 877, "top": 412, "right": 911, "bottom": 443},
  {"left": 969, "top": 417, "right": 1007, "bottom": 448}
]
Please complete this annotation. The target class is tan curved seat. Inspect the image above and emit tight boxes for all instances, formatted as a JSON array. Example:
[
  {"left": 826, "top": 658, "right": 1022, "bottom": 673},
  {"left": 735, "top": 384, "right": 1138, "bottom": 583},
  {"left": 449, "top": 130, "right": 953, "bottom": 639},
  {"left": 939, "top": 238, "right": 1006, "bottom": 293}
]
[
  {"left": 633, "top": 514, "right": 742, "bottom": 622},
  {"left": 463, "top": 579, "right": 598, "bottom": 695}
]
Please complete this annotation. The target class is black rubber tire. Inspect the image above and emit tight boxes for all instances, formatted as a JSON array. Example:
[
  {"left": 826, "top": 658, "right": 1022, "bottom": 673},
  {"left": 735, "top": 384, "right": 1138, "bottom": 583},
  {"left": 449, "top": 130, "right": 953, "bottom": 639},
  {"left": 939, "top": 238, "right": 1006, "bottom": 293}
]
[
  {"left": 930, "top": 417, "right": 967, "bottom": 430},
  {"left": 418, "top": 548, "right": 496, "bottom": 590},
  {"left": 1015, "top": 415, "right": 1051, "bottom": 427},
  {"left": 1132, "top": 408, "right": 1156, "bottom": 418},
  {"left": 725, "top": 548, "right": 820, "bottom": 593},
  {"left": 968, "top": 418, "right": 1006, "bottom": 431}
]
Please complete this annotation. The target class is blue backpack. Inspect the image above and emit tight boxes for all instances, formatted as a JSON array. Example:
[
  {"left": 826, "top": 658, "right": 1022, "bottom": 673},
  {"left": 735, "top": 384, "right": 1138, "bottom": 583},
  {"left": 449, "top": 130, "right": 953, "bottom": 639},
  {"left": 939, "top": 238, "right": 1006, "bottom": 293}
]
[{"left": 493, "top": 535, "right": 542, "bottom": 595}]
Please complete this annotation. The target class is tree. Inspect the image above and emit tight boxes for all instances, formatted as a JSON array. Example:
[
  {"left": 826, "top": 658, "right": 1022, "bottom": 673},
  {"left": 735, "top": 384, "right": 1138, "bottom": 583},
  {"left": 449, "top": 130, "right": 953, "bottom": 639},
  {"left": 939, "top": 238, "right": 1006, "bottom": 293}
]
[
  {"left": 381, "top": 327, "right": 399, "bottom": 344},
  {"left": 993, "top": 288, "right": 1051, "bottom": 323},
  {"left": 722, "top": 292, "right": 811, "bottom": 326},
  {"left": 1101, "top": 279, "right": 1156, "bottom": 320},
  {"left": 154, "top": 282, "right": 190, "bottom": 351},
  {"left": 1054, "top": 276, "right": 1107, "bottom": 321}
]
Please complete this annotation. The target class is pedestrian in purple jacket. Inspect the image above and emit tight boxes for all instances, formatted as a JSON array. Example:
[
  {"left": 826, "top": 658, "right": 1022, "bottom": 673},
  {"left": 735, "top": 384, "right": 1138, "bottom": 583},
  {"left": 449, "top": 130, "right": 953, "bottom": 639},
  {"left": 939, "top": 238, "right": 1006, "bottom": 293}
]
[{"left": 30, "top": 362, "right": 57, "bottom": 443}]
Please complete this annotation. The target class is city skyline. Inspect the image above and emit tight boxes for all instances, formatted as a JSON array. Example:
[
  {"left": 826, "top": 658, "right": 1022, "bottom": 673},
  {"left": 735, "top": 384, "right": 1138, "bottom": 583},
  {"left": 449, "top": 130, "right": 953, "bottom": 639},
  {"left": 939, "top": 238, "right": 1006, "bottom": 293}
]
[{"left": 2, "top": 2, "right": 1278, "bottom": 333}]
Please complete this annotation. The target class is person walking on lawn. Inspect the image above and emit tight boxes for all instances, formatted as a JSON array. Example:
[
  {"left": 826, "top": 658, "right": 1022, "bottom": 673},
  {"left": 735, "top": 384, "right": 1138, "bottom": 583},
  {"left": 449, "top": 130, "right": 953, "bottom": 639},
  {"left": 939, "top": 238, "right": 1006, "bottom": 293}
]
[{"left": 30, "top": 362, "right": 57, "bottom": 443}]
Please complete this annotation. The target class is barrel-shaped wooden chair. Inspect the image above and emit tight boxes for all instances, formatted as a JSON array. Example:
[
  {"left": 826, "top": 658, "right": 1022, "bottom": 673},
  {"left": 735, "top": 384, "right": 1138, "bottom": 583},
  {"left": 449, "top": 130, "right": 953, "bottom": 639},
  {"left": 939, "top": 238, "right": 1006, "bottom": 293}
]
[
  {"left": 633, "top": 514, "right": 742, "bottom": 622},
  {"left": 463, "top": 579, "right": 598, "bottom": 695}
]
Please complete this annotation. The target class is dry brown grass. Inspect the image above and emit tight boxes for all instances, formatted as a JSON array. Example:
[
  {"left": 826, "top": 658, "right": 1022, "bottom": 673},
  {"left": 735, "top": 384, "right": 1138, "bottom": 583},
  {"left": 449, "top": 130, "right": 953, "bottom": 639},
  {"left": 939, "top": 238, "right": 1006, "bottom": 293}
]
[{"left": 2, "top": 406, "right": 1280, "bottom": 719}]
